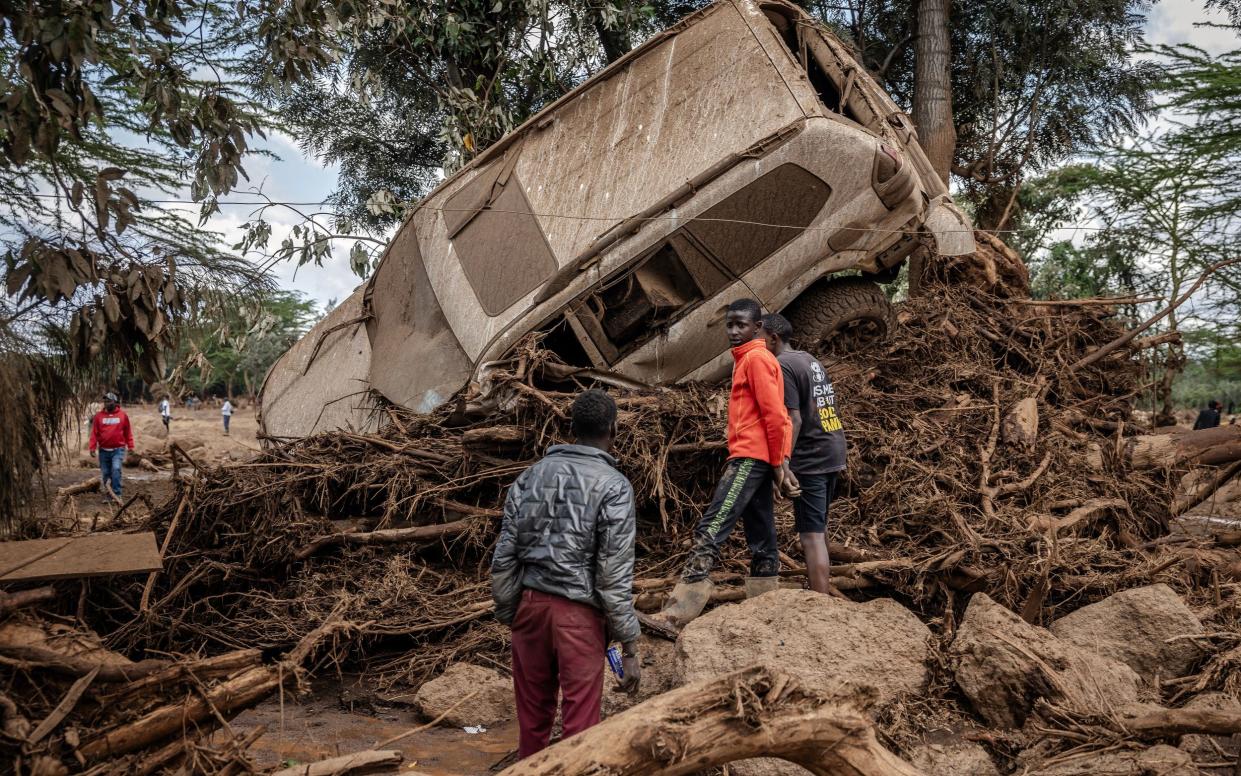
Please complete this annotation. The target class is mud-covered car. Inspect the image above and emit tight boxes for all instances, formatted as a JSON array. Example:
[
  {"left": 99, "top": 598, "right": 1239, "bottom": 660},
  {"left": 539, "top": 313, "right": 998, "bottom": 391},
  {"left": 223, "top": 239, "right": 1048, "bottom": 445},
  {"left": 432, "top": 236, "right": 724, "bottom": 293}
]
[{"left": 260, "top": 0, "right": 975, "bottom": 438}]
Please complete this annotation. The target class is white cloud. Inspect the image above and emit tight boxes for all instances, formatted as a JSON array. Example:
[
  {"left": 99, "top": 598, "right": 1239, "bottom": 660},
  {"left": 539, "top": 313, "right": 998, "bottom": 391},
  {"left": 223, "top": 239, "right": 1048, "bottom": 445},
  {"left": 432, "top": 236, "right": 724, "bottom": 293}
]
[{"left": 1147, "top": 0, "right": 1236, "bottom": 52}]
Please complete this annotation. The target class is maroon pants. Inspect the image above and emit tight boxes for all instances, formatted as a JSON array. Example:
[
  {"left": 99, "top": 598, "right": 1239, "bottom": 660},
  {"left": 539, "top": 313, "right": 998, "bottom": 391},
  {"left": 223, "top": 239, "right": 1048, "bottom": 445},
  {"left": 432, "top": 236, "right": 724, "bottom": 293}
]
[{"left": 510, "top": 589, "right": 605, "bottom": 758}]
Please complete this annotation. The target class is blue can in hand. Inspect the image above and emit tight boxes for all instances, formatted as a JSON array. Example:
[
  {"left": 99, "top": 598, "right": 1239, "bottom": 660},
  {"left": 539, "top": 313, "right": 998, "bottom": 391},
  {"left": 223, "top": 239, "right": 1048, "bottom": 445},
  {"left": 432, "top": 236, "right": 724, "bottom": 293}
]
[{"left": 606, "top": 645, "right": 624, "bottom": 679}]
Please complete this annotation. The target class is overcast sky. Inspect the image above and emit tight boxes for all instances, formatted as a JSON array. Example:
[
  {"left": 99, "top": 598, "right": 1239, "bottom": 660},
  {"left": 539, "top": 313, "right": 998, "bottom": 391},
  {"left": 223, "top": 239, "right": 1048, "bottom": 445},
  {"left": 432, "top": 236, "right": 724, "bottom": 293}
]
[{"left": 205, "top": 0, "right": 1238, "bottom": 314}]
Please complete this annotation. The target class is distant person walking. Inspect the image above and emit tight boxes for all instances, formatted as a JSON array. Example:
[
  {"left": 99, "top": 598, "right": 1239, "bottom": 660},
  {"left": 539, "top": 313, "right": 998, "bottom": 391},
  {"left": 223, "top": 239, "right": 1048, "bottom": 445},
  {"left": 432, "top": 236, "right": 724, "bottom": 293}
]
[
  {"left": 159, "top": 396, "right": 172, "bottom": 435},
  {"left": 88, "top": 392, "right": 134, "bottom": 502},
  {"left": 1193, "top": 400, "right": 1222, "bottom": 430},
  {"left": 221, "top": 398, "right": 233, "bottom": 435}
]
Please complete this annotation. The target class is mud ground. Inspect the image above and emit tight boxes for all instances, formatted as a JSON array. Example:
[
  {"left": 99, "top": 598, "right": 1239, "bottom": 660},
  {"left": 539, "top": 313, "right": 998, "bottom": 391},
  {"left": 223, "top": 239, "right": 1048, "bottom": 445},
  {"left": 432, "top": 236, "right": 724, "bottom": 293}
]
[
  {"left": 228, "top": 678, "right": 520, "bottom": 774},
  {"left": 35, "top": 402, "right": 261, "bottom": 517}
]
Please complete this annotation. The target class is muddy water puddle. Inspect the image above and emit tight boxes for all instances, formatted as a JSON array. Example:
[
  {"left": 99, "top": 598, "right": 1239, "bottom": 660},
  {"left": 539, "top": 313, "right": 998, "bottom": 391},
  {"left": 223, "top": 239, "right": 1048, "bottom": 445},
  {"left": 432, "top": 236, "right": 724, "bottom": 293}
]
[{"left": 230, "top": 690, "right": 518, "bottom": 775}]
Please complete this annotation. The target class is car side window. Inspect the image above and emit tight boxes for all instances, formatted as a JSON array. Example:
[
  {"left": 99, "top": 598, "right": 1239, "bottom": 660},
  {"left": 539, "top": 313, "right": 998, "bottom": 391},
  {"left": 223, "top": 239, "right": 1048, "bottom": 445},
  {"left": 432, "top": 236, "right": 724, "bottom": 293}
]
[
  {"left": 444, "top": 157, "right": 557, "bottom": 317},
  {"left": 546, "top": 163, "right": 831, "bottom": 364}
]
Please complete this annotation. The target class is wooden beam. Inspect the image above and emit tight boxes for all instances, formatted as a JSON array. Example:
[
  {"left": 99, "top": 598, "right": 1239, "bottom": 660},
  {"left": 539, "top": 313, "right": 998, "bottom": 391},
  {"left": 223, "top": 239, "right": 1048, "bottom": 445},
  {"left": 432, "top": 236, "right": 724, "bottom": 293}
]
[{"left": 0, "top": 533, "right": 162, "bottom": 583}]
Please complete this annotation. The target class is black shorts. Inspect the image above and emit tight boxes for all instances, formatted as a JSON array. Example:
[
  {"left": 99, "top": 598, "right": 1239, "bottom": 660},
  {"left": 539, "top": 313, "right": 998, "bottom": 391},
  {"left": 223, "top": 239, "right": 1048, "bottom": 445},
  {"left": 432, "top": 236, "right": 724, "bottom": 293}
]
[{"left": 792, "top": 471, "right": 838, "bottom": 533}]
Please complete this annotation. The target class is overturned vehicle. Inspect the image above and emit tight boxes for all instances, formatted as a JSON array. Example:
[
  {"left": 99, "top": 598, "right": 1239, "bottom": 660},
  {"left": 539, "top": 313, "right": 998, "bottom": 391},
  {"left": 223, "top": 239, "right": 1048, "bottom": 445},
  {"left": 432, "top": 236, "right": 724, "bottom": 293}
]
[{"left": 259, "top": 0, "right": 975, "bottom": 438}]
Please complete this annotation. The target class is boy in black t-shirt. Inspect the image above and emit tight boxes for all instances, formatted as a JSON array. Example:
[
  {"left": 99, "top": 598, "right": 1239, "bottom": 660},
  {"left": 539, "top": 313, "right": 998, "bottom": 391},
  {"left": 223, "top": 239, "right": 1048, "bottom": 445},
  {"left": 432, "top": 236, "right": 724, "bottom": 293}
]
[{"left": 761, "top": 314, "right": 847, "bottom": 594}]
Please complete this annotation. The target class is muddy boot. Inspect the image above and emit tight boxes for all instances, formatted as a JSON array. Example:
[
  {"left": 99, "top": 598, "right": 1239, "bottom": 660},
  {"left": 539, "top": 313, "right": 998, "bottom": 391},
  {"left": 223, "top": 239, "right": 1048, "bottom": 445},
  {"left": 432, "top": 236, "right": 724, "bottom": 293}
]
[
  {"left": 744, "top": 576, "right": 780, "bottom": 599},
  {"left": 658, "top": 579, "right": 714, "bottom": 628}
]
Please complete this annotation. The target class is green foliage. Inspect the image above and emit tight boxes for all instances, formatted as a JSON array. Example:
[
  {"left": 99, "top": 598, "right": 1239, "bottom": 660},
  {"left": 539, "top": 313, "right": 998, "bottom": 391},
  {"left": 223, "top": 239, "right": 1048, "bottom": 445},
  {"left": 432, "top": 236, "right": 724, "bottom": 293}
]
[
  {"left": 0, "top": 1, "right": 274, "bottom": 373},
  {"left": 1156, "top": 44, "right": 1241, "bottom": 224},
  {"left": 175, "top": 290, "right": 320, "bottom": 399},
  {"left": 798, "top": 0, "right": 1158, "bottom": 229},
  {"left": 0, "top": 1, "right": 274, "bottom": 522}
]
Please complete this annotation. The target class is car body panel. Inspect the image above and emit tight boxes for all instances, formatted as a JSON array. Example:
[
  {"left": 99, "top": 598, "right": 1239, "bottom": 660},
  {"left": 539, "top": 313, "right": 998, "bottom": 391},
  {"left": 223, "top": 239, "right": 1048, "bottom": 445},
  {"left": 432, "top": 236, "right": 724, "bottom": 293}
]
[{"left": 257, "top": 287, "right": 379, "bottom": 438}]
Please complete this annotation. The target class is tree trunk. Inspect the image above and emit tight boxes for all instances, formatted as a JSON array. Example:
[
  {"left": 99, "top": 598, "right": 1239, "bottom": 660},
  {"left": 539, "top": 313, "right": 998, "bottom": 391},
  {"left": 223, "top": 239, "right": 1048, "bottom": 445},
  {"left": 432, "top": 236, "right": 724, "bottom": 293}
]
[
  {"left": 1128, "top": 425, "right": 1241, "bottom": 470},
  {"left": 497, "top": 666, "right": 922, "bottom": 776},
  {"left": 592, "top": 7, "right": 631, "bottom": 63},
  {"left": 913, "top": 0, "right": 955, "bottom": 186}
]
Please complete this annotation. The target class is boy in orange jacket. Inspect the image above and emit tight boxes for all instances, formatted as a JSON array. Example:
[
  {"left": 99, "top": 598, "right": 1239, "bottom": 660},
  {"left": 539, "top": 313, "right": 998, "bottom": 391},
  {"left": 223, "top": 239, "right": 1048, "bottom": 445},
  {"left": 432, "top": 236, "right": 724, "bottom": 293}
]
[{"left": 659, "top": 299, "right": 793, "bottom": 627}]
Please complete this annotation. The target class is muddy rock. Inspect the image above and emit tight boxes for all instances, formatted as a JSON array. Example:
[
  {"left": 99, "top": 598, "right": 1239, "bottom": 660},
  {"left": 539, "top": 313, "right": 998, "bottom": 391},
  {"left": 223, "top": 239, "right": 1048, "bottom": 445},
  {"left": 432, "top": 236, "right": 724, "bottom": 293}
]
[
  {"left": 1178, "top": 691, "right": 1241, "bottom": 762},
  {"left": 602, "top": 636, "right": 677, "bottom": 718},
  {"left": 721, "top": 758, "right": 814, "bottom": 776},
  {"left": 1024, "top": 744, "right": 1196, "bottom": 775},
  {"left": 413, "top": 663, "right": 512, "bottom": 727},
  {"left": 675, "top": 589, "right": 932, "bottom": 705},
  {"left": 908, "top": 741, "right": 999, "bottom": 776},
  {"left": 1050, "top": 584, "right": 1203, "bottom": 682},
  {"left": 949, "top": 593, "right": 1142, "bottom": 728}
]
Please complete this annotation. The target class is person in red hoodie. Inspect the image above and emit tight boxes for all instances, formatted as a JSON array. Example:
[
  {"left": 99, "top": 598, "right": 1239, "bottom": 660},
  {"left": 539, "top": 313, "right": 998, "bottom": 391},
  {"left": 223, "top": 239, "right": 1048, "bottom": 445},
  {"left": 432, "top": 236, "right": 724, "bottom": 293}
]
[
  {"left": 657, "top": 299, "right": 794, "bottom": 627},
  {"left": 88, "top": 392, "right": 135, "bottom": 502}
]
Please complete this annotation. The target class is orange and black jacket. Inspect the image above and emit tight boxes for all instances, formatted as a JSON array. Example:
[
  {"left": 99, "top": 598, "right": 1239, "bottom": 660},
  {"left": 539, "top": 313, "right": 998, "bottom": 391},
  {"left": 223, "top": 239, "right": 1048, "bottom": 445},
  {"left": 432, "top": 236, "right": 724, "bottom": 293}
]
[{"left": 726, "top": 339, "right": 792, "bottom": 467}]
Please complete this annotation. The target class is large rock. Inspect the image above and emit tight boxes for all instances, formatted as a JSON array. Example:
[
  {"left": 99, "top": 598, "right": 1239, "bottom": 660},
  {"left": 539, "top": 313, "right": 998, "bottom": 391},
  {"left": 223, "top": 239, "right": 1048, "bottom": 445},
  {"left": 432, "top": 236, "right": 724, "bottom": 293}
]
[
  {"left": 413, "top": 663, "right": 512, "bottom": 727},
  {"left": 1178, "top": 691, "right": 1241, "bottom": 762},
  {"left": 908, "top": 741, "right": 999, "bottom": 776},
  {"left": 1050, "top": 584, "right": 1204, "bottom": 682},
  {"left": 675, "top": 589, "right": 932, "bottom": 705},
  {"left": 950, "top": 593, "right": 1142, "bottom": 728},
  {"left": 1024, "top": 744, "right": 1196, "bottom": 775}
]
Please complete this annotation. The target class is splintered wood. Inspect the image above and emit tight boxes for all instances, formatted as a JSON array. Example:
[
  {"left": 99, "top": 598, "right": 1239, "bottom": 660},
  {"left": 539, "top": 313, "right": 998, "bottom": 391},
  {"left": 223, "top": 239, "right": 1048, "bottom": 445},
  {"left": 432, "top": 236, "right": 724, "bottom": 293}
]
[{"left": 497, "top": 666, "right": 922, "bottom": 776}]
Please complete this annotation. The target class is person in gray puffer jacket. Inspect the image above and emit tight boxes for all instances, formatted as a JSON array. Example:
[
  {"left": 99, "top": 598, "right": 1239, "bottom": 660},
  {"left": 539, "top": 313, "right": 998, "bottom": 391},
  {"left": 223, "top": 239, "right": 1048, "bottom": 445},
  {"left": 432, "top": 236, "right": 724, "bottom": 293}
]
[{"left": 492, "top": 389, "right": 640, "bottom": 758}]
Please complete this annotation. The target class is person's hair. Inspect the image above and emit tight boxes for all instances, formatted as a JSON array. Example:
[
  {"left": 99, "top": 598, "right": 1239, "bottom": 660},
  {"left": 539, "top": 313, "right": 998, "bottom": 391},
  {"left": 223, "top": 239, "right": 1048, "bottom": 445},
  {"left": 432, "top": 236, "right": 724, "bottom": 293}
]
[
  {"left": 571, "top": 389, "right": 617, "bottom": 439},
  {"left": 761, "top": 313, "right": 793, "bottom": 342},
  {"left": 727, "top": 298, "right": 762, "bottom": 322}
]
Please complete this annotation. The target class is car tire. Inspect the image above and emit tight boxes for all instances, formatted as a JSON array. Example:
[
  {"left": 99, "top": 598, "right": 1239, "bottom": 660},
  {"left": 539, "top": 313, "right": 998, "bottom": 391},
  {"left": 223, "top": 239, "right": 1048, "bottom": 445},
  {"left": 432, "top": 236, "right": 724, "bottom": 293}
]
[{"left": 785, "top": 276, "right": 893, "bottom": 353}]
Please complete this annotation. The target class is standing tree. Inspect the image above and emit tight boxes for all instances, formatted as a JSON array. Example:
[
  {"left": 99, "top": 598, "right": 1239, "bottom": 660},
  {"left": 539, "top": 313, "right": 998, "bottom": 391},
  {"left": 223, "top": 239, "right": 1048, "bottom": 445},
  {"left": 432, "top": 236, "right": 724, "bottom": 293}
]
[
  {"left": 825, "top": 0, "right": 1156, "bottom": 231},
  {"left": 0, "top": 2, "right": 272, "bottom": 523},
  {"left": 913, "top": 0, "right": 955, "bottom": 185},
  {"left": 177, "top": 291, "right": 320, "bottom": 400}
]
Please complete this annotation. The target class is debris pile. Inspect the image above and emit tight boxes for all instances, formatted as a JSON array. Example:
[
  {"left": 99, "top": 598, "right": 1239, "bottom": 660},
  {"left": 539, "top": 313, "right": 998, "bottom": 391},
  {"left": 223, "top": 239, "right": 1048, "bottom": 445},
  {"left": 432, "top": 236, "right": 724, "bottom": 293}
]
[
  {"left": 5, "top": 279, "right": 1241, "bottom": 773},
  {"left": 90, "top": 283, "right": 1225, "bottom": 662},
  {"left": 0, "top": 611, "right": 340, "bottom": 775}
]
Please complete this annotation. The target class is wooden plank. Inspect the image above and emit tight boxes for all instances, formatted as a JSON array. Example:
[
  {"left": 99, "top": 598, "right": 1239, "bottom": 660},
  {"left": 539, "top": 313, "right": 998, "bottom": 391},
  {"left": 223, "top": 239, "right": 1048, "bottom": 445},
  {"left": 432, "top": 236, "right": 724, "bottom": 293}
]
[{"left": 0, "top": 533, "right": 162, "bottom": 583}]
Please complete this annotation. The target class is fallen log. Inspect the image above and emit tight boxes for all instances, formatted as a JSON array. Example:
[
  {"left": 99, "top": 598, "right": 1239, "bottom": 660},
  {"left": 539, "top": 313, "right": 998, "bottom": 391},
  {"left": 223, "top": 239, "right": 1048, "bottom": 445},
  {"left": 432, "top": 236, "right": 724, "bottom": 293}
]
[
  {"left": 1002, "top": 397, "right": 1038, "bottom": 450},
  {"left": 0, "top": 644, "right": 171, "bottom": 682},
  {"left": 1174, "top": 460, "right": 1241, "bottom": 515},
  {"left": 270, "top": 750, "right": 403, "bottom": 776},
  {"left": 1125, "top": 331, "right": 1182, "bottom": 352},
  {"left": 1127, "top": 708, "right": 1241, "bottom": 738},
  {"left": 1072, "top": 257, "right": 1241, "bottom": 370},
  {"left": 55, "top": 477, "right": 101, "bottom": 505},
  {"left": 293, "top": 515, "right": 493, "bottom": 560},
  {"left": 1128, "top": 425, "right": 1241, "bottom": 470},
  {"left": 632, "top": 559, "right": 911, "bottom": 593},
  {"left": 79, "top": 614, "right": 347, "bottom": 761},
  {"left": 461, "top": 425, "right": 530, "bottom": 448},
  {"left": 96, "top": 649, "right": 263, "bottom": 703},
  {"left": 1027, "top": 498, "right": 1128, "bottom": 534},
  {"left": 0, "top": 586, "right": 57, "bottom": 616},
  {"left": 496, "top": 665, "right": 922, "bottom": 776}
]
